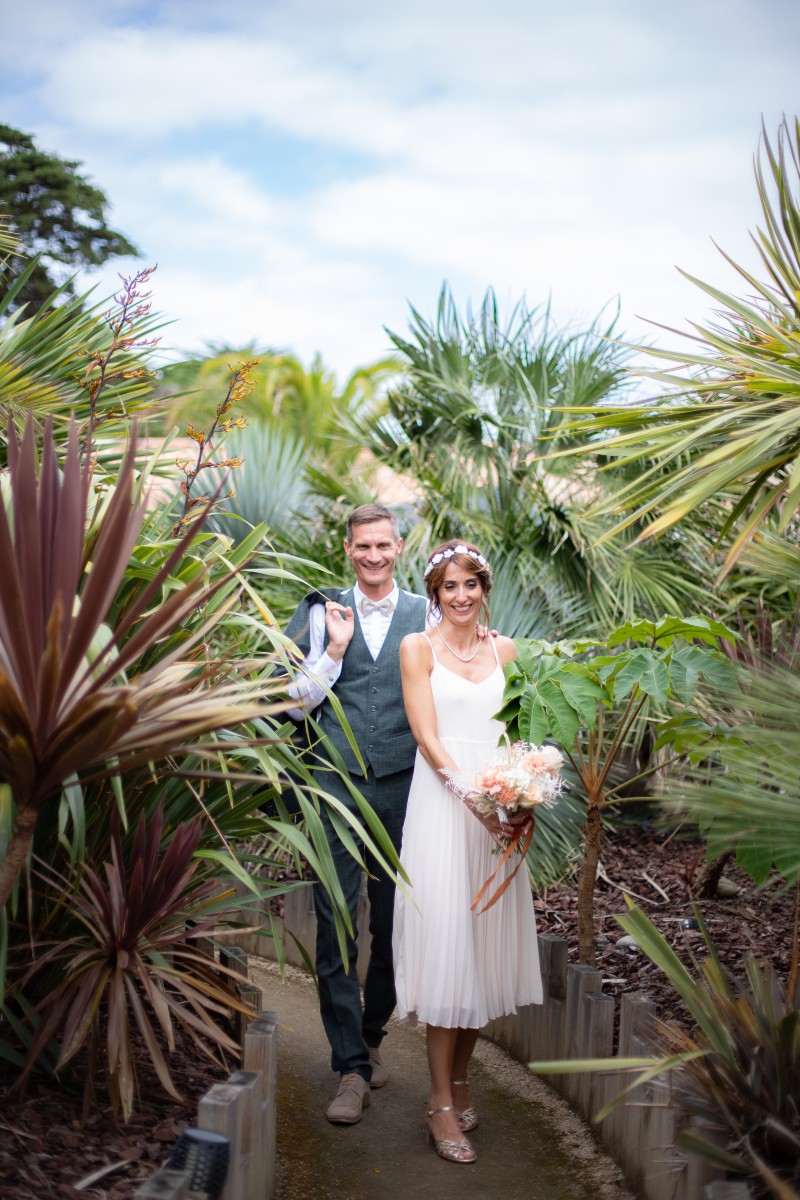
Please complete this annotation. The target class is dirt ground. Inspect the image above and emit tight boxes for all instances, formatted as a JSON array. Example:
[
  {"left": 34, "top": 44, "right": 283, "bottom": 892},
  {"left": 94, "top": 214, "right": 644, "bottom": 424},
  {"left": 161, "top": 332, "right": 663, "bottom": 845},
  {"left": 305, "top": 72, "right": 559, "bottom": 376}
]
[{"left": 533, "top": 821, "right": 794, "bottom": 1036}]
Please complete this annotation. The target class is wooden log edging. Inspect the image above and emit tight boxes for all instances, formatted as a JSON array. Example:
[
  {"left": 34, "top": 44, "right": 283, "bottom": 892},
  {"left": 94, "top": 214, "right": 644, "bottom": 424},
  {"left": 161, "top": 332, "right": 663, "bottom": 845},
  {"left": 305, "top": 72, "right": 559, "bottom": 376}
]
[
  {"left": 134, "top": 1003, "right": 278, "bottom": 1200},
  {"left": 483, "top": 943, "right": 723, "bottom": 1200}
]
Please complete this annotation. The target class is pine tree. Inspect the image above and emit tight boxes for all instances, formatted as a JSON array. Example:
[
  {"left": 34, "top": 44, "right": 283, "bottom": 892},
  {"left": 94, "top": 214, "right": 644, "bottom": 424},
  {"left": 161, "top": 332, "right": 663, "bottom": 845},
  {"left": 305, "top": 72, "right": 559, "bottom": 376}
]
[{"left": 0, "top": 123, "right": 140, "bottom": 310}]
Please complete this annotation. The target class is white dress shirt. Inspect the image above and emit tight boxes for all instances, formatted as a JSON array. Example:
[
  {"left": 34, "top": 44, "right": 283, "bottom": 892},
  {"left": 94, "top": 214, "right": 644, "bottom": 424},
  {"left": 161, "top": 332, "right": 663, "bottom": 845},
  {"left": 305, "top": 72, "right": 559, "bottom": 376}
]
[{"left": 286, "top": 582, "right": 401, "bottom": 719}]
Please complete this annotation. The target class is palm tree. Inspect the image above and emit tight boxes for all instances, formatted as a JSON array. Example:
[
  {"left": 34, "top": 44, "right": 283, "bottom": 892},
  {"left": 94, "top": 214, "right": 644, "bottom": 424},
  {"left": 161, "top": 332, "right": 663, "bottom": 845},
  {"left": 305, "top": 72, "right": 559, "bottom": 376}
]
[
  {"left": 0, "top": 262, "right": 163, "bottom": 467},
  {"left": 550, "top": 116, "right": 800, "bottom": 585},
  {"left": 328, "top": 284, "right": 715, "bottom": 634},
  {"left": 158, "top": 344, "right": 399, "bottom": 466}
]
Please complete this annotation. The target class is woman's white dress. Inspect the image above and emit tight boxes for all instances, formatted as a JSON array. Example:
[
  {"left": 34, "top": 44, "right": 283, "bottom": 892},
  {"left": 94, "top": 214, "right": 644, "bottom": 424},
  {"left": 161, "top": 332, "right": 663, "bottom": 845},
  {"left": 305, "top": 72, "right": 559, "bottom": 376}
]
[{"left": 393, "top": 637, "right": 543, "bottom": 1028}]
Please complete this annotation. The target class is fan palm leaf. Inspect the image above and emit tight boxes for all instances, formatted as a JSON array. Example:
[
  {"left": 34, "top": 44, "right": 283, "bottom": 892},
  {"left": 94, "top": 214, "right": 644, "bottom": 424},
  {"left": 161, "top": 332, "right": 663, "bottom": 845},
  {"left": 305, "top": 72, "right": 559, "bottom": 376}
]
[
  {"left": 0, "top": 264, "right": 162, "bottom": 465},
  {"left": 548, "top": 116, "right": 800, "bottom": 579},
  {"left": 204, "top": 421, "right": 314, "bottom": 545},
  {"left": 662, "top": 663, "right": 800, "bottom": 884}
]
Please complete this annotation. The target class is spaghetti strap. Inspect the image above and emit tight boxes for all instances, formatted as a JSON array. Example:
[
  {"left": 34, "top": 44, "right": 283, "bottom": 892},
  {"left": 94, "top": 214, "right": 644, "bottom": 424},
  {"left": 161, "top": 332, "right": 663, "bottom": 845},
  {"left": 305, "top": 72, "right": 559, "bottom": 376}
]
[
  {"left": 489, "top": 634, "right": 500, "bottom": 668},
  {"left": 427, "top": 633, "right": 440, "bottom": 666}
]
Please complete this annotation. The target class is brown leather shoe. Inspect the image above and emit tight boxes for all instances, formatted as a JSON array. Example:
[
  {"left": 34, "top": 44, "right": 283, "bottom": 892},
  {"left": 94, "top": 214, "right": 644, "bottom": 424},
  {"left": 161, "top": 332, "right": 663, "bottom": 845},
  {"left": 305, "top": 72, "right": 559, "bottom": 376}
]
[
  {"left": 326, "top": 1073, "right": 371, "bottom": 1124},
  {"left": 368, "top": 1046, "right": 388, "bottom": 1088}
]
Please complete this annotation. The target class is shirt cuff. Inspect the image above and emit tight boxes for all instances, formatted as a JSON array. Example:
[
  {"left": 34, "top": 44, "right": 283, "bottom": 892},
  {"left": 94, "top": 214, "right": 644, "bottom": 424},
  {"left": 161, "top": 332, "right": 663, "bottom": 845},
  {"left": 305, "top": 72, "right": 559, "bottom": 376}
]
[{"left": 316, "top": 651, "right": 343, "bottom": 682}]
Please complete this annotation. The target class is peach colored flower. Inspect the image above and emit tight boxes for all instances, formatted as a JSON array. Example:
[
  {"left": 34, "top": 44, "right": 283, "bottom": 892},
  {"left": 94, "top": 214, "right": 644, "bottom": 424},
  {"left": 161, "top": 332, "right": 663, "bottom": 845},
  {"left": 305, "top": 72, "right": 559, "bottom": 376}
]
[
  {"left": 446, "top": 742, "right": 564, "bottom": 817},
  {"left": 520, "top": 745, "right": 563, "bottom": 775}
]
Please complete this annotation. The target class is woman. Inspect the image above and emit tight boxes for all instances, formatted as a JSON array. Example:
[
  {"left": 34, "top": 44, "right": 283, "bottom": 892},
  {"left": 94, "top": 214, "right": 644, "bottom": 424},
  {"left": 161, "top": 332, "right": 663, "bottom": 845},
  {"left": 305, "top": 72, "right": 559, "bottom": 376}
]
[{"left": 393, "top": 541, "right": 543, "bottom": 1165}]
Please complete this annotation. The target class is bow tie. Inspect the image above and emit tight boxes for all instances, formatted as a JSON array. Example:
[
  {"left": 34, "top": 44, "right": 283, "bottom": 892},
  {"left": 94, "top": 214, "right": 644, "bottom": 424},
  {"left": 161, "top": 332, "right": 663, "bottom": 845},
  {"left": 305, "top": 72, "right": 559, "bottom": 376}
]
[{"left": 359, "top": 597, "right": 394, "bottom": 617}]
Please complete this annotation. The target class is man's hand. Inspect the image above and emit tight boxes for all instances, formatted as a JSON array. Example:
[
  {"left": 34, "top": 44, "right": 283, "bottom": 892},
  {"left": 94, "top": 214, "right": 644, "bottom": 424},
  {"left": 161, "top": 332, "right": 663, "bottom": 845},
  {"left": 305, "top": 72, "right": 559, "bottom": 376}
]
[
  {"left": 324, "top": 601, "right": 355, "bottom": 662},
  {"left": 476, "top": 624, "right": 498, "bottom": 641}
]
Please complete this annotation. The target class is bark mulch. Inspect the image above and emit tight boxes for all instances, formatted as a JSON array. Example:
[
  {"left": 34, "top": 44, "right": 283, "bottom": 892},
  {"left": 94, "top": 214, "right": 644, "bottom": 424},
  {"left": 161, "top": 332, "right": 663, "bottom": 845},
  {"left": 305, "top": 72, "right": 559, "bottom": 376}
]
[
  {"left": 0, "top": 820, "right": 793, "bottom": 1199},
  {"left": 533, "top": 819, "right": 794, "bottom": 1037}
]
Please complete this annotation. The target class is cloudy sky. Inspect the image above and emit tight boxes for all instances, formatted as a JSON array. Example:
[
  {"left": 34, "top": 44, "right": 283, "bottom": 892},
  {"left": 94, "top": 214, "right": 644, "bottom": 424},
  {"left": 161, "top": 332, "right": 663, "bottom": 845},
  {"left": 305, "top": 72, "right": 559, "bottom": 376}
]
[{"left": 2, "top": 0, "right": 798, "bottom": 379}]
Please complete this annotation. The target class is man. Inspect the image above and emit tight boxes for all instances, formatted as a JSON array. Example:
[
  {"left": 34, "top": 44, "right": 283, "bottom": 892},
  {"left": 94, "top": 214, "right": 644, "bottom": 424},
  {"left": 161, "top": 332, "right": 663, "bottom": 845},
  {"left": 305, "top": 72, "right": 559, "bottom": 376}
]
[{"left": 284, "top": 504, "right": 427, "bottom": 1124}]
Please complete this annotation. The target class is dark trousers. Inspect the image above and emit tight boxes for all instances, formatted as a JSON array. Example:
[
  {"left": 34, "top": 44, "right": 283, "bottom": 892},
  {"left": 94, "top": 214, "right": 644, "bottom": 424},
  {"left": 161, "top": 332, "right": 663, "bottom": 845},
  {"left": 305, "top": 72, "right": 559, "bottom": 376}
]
[{"left": 313, "top": 764, "right": 412, "bottom": 1082}]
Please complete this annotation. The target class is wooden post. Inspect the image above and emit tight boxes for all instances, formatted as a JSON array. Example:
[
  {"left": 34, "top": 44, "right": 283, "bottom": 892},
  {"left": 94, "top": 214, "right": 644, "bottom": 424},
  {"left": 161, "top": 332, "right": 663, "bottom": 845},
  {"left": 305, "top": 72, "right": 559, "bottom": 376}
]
[
  {"left": 561, "top": 963, "right": 602, "bottom": 1105},
  {"left": 637, "top": 1074, "right": 682, "bottom": 1200},
  {"left": 576, "top": 990, "right": 614, "bottom": 1122},
  {"left": 134, "top": 1170, "right": 189, "bottom": 1199},
  {"left": 220, "top": 945, "right": 248, "bottom": 977},
  {"left": 684, "top": 1117, "right": 730, "bottom": 1198},
  {"left": 600, "top": 992, "right": 654, "bottom": 1169},
  {"left": 235, "top": 980, "right": 263, "bottom": 1045},
  {"left": 218, "top": 945, "right": 262, "bottom": 1042},
  {"left": 282, "top": 883, "right": 316, "bottom": 968},
  {"left": 506, "top": 1003, "right": 534, "bottom": 1062},
  {"left": 525, "top": 933, "right": 563, "bottom": 1062},
  {"left": 704, "top": 1183, "right": 752, "bottom": 1199},
  {"left": 621, "top": 1021, "right": 658, "bottom": 1193},
  {"left": 537, "top": 933, "right": 568, "bottom": 1091},
  {"left": 225, "top": 1071, "right": 261, "bottom": 1200},
  {"left": 198, "top": 1082, "right": 244, "bottom": 1200},
  {"left": 243, "top": 1013, "right": 279, "bottom": 1200}
]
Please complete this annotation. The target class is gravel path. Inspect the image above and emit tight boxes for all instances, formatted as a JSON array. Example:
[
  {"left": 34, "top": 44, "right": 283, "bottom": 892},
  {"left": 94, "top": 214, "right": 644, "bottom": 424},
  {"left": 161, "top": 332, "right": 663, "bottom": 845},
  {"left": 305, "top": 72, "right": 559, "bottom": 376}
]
[{"left": 252, "top": 959, "right": 638, "bottom": 1200}]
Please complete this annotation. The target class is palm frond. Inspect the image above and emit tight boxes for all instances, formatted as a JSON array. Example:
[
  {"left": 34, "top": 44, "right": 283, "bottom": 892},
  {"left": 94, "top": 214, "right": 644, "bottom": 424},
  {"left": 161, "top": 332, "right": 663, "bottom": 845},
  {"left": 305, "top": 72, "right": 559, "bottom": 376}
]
[{"left": 547, "top": 116, "right": 800, "bottom": 577}]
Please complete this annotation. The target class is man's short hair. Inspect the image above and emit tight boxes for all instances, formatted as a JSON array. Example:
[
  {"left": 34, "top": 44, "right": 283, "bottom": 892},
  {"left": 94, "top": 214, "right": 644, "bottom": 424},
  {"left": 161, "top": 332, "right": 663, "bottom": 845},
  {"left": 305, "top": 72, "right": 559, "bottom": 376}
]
[{"left": 346, "top": 504, "right": 400, "bottom": 542}]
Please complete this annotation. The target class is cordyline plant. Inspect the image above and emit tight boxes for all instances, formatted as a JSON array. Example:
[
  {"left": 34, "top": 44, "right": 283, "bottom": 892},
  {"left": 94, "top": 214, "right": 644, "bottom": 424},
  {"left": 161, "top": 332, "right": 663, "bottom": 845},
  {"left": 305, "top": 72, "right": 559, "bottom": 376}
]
[
  {"left": 15, "top": 803, "right": 247, "bottom": 1122},
  {"left": 497, "top": 615, "right": 741, "bottom": 964},
  {"left": 0, "top": 414, "right": 282, "bottom": 927}
]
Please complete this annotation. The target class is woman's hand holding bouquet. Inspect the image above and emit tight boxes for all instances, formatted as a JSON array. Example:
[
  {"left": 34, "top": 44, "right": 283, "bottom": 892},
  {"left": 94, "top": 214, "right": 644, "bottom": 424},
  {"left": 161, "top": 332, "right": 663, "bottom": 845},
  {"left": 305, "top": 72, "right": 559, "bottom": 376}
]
[{"left": 445, "top": 741, "right": 565, "bottom": 914}]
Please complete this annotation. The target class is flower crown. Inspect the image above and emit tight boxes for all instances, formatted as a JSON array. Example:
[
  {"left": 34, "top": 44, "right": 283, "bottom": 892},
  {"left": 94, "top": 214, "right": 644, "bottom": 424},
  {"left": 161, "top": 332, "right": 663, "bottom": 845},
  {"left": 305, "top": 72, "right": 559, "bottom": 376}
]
[{"left": 423, "top": 544, "right": 489, "bottom": 578}]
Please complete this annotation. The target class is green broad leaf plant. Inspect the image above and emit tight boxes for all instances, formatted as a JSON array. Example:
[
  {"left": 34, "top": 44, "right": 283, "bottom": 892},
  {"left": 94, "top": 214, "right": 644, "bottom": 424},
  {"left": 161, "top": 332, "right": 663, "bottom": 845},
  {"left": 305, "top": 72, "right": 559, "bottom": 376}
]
[{"left": 498, "top": 615, "right": 741, "bottom": 964}]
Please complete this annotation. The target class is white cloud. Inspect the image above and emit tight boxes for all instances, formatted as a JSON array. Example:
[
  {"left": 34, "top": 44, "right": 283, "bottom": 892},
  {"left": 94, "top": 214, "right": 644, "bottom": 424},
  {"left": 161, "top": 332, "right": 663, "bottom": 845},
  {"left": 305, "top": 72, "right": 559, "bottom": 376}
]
[{"left": 3, "top": 0, "right": 798, "bottom": 382}]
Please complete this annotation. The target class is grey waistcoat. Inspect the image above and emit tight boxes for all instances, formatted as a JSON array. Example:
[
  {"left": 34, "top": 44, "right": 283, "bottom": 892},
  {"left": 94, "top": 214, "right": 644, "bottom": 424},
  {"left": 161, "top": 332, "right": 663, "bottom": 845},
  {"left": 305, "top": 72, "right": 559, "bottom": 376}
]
[{"left": 318, "top": 588, "right": 427, "bottom": 778}]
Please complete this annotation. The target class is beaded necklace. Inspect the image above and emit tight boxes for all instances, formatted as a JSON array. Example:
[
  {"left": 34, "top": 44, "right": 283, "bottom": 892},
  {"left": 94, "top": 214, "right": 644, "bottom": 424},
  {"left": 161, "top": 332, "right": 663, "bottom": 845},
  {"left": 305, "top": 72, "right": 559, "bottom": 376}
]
[{"left": 435, "top": 624, "right": 482, "bottom": 663}]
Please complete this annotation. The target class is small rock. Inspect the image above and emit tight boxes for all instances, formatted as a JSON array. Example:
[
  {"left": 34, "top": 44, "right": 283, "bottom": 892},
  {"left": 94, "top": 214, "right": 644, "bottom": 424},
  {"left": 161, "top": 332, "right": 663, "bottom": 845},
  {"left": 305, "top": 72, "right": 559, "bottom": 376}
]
[
  {"left": 716, "top": 876, "right": 740, "bottom": 898},
  {"left": 615, "top": 935, "right": 639, "bottom": 950}
]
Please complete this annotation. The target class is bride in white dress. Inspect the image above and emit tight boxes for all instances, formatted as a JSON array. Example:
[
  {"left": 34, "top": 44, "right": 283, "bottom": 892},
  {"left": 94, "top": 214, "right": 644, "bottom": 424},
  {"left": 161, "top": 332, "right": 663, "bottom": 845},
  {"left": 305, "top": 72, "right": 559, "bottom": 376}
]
[{"left": 393, "top": 541, "right": 542, "bottom": 1165}]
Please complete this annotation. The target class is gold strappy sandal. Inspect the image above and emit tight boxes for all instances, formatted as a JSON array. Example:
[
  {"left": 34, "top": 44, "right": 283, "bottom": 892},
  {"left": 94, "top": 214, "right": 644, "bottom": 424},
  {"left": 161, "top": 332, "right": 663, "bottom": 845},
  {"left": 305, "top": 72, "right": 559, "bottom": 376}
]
[
  {"left": 426, "top": 1105, "right": 477, "bottom": 1164},
  {"left": 451, "top": 1079, "right": 478, "bottom": 1132}
]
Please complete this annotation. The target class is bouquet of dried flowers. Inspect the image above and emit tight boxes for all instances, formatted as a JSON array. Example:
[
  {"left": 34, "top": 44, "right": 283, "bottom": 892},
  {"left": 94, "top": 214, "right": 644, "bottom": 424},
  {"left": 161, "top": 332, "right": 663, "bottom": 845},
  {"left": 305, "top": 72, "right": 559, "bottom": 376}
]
[{"left": 446, "top": 741, "right": 565, "bottom": 913}]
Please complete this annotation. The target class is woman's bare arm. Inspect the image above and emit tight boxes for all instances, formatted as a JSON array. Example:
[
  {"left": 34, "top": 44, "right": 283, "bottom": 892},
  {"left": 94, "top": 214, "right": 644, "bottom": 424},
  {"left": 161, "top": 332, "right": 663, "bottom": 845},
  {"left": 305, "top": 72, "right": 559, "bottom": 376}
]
[{"left": 400, "top": 634, "right": 460, "bottom": 776}]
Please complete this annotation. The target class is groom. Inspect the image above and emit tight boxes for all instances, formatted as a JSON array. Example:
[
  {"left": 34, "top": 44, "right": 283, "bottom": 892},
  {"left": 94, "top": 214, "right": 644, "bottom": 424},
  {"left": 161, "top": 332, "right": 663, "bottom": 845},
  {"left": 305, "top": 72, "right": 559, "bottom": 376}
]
[{"left": 284, "top": 504, "right": 427, "bottom": 1124}]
